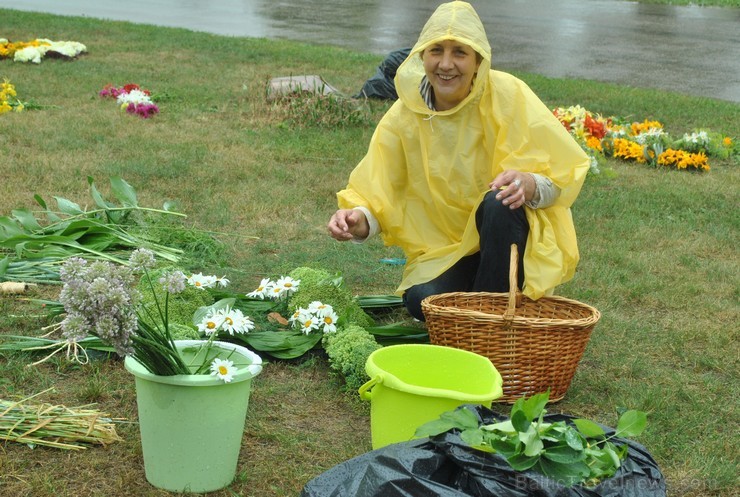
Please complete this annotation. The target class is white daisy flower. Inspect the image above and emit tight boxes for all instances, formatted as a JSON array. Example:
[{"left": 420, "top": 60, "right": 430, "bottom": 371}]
[
  {"left": 210, "top": 358, "right": 237, "bottom": 383},
  {"left": 288, "top": 308, "right": 304, "bottom": 325},
  {"left": 308, "top": 301, "right": 331, "bottom": 312},
  {"left": 319, "top": 310, "right": 339, "bottom": 334},
  {"left": 298, "top": 314, "right": 319, "bottom": 335},
  {"left": 231, "top": 312, "right": 255, "bottom": 334},
  {"left": 197, "top": 312, "right": 225, "bottom": 335},
  {"left": 216, "top": 276, "right": 230, "bottom": 288},
  {"left": 188, "top": 272, "right": 211, "bottom": 290},
  {"left": 269, "top": 284, "right": 286, "bottom": 300},
  {"left": 313, "top": 303, "right": 335, "bottom": 317},
  {"left": 216, "top": 307, "right": 254, "bottom": 335},
  {"left": 274, "top": 276, "right": 300, "bottom": 297},
  {"left": 247, "top": 278, "right": 274, "bottom": 299}
]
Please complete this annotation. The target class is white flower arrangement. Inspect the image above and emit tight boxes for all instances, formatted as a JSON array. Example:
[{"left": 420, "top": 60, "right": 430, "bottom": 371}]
[
  {"left": 187, "top": 272, "right": 229, "bottom": 290},
  {"left": 289, "top": 301, "right": 339, "bottom": 335},
  {"left": 13, "top": 39, "right": 87, "bottom": 63},
  {"left": 246, "top": 276, "right": 300, "bottom": 300}
]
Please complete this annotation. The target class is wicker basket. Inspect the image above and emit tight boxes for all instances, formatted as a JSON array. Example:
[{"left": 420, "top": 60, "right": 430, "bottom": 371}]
[{"left": 421, "top": 245, "right": 600, "bottom": 403}]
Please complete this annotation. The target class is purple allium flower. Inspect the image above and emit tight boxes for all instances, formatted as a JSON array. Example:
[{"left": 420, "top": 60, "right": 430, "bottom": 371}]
[
  {"left": 129, "top": 248, "right": 156, "bottom": 272},
  {"left": 59, "top": 257, "right": 137, "bottom": 357},
  {"left": 159, "top": 270, "right": 186, "bottom": 294}
]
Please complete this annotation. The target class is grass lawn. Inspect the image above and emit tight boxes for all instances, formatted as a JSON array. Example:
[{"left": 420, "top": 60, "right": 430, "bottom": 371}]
[{"left": 1, "top": 8, "right": 738, "bottom": 497}]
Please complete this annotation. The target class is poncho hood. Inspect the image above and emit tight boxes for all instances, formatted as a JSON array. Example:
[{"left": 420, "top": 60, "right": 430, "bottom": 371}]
[{"left": 395, "top": 1, "right": 492, "bottom": 115}]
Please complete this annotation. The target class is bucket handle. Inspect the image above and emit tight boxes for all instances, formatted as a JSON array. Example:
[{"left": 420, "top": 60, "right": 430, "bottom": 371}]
[{"left": 358, "top": 375, "right": 382, "bottom": 401}]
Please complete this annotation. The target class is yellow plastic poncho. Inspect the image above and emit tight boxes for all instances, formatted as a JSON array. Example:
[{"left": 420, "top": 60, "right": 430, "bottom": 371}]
[{"left": 337, "top": 1, "right": 590, "bottom": 299}]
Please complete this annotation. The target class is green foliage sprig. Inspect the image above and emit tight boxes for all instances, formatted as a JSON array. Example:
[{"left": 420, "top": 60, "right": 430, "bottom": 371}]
[
  {"left": 415, "top": 391, "right": 647, "bottom": 487},
  {"left": 0, "top": 176, "right": 185, "bottom": 284}
]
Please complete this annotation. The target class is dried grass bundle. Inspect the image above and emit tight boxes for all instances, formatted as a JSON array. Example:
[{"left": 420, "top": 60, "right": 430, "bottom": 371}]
[{"left": 0, "top": 389, "right": 123, "bottom": 450}]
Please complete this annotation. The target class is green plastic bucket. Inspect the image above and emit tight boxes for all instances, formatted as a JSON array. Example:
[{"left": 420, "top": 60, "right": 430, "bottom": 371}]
[
  {"left": 125, "top": 340, "right": 262, "bottom": 493},
  {"left": 359, "top": 344, "right": 502, "bottom": 449}
]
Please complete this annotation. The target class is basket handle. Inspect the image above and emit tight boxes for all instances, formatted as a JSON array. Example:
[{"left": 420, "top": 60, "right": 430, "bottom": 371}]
[{"left": 503, "top": 244, "right": 522, "bottom": 323}]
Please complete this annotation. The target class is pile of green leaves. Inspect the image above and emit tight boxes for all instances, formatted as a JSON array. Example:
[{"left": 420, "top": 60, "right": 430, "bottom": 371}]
[
  {"left": 415, "top": 391, "right": 647, "bottom": 487},
  {"left": 0, "top": 176, "right": 184, "bottom": 284}
]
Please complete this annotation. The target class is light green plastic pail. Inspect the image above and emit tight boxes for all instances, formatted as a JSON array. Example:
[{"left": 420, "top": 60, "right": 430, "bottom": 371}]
[
  {"left": 359, "top": 344, "right": 502, "bottom": 449},
  {"left": 125, "top": 340, "right": 262, "bottom": 493}
]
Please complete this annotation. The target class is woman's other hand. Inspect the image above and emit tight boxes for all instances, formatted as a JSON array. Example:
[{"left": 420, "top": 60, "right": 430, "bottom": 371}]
[
  {"left": 490, "top": 171, "right": 534, "bottom": 209},
  {"left": 327, "top": 209, "right": 370, "bottom": 241}
]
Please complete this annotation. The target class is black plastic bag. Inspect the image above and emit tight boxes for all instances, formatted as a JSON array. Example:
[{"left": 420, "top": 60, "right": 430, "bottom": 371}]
[
  {"left": 301, "top": 406, "right": 666, "bottom": 497},
  {"left": 354, "top": 48, "right": 411, "bottom": 100}
]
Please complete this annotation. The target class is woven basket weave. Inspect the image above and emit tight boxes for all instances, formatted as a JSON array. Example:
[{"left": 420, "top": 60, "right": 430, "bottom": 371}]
[{"left": 421, "top": 245, "right": 600, "bottom": 403}]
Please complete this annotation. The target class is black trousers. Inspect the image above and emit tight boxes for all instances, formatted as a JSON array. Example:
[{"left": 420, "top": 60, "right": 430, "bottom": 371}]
[{"left": 403, "top": 191, "right": 529, "bottom": 321}]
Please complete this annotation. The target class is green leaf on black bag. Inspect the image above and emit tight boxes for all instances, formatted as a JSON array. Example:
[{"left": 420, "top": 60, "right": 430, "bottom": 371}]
[{"left": 616, "top": 410, "right": 647, "bottom": 438}]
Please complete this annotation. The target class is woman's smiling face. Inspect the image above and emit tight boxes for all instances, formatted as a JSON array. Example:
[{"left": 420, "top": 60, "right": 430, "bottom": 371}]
[{"left": 422, "top": 39, "right": 480, "bottom": 111}]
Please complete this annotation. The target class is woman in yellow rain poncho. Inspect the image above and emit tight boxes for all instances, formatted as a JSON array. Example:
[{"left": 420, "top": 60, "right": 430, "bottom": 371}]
[{"left": 327, "top": 1, "right": 590, "bottom": 320}]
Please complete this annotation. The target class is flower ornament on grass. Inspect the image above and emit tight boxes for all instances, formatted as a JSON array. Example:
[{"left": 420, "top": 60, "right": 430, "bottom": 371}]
[
  {"left": 99, "top": 83, "right": 159, "bottom": 118},
  {"left": 553, "top": 105, "right": 731, "bottom": 172},
  {"left": 246, "top": 278, "right": 274, "bottom": 299},
  {"left": 198, "top": 306, "right": 254, "bottom": 336},
  {"left": 210, "top": 358, "right": 237, "bottom": 383},
  {"left": 248, "top": 276, "right": 300, "bottom": 300},
  {"left": 289, "top": 302, "right": 339, "bottom": 335},
  {"left": 1, "top": 38, "right": 86, "bottom": 63},
  {"left": 0, "top": 79, "right": 25, "bottom": 114}
]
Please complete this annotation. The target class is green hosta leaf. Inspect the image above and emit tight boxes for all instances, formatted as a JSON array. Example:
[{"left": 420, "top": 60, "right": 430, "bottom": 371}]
[
  {"left": 110, "top": 176, "right": 138, "bottom": 207},
  {"left": 54, "top": 197, "right": 85, "bottom": 216},
  {"left": 616, "top": 410, "right": 647, "bottom": 438},
  {"left": 193, "top": 298, "right": 237, "bottom": 324},
  {"left": 573, "top": 418, "right": 606, "bottom": 439},
  {"left": 0, "top": 255, "right": 8, "bottom": 276},
  {"left": 11, "top": 209, "right": 42, "bottom": 232},
  {"left": 232, "top": 330, "right": 322, "bottom": 359}
]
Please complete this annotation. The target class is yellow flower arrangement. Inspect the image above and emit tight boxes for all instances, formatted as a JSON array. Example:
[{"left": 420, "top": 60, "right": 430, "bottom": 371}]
[
  {"left": 658, "top": 149, "right": 710, "bottom": 172},
  {"left": 631, "top": 119, "right": 663, "bottom": 136},
  {"left": 0, "top": 79, "right": 24, "bottom": 114},
  {"left": 612, "top": 138, "right": 646, "bottom": 163},
  {"left": 0, "top": 38, "right": 49, "bottom": 59}
]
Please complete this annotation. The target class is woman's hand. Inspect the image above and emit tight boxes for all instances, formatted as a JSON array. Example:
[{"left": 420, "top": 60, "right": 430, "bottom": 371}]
[
  {"left": 327, "top": 209, "right": 370, "bottom": 241},
  {"left": 490, "top": 171, "right": 534, "bottom": 209}
]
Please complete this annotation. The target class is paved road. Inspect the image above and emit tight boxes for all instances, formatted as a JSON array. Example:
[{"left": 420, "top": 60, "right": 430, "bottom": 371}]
[{"left": 2, "top": 0, "right": 739, "bottom": 103}]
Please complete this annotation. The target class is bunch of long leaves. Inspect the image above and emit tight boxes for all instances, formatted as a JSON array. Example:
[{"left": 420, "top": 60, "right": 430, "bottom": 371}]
[
  {"left": 416, "top": 391, "right": 647, "bottom": 487},
  {"left": 0, "top": 176, "right": 184, "bottom": 284},
  {"left": 0, "top": 388, "right": 122, "bottom": 450}
]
